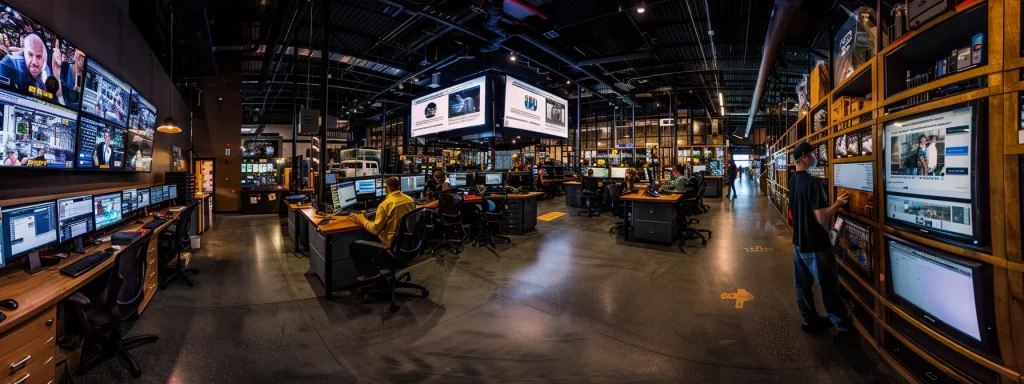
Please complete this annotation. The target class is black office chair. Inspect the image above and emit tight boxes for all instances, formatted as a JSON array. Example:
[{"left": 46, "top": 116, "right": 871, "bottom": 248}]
[
  {"left": 678, "top": 177, "right": 713, "bottom": 246},
  {"left": 67, "top": 234, "right": 159, "bottom": 378},
  {"left": 469, "top": 192, "right": 511, "bottom": 256},
  {"left": 159, "top": 204, "right": 198, "bottom": 289},
  {"left": 606, "top": 183, "right": 626, "bottom": 234},
  {"left": 353, "top": 208, "right": 436, "bottom": 312},
  {"left": 577, "top": 177, "right": 602, "bottom": 217},
  {"left": 432, "top": 188, "right": 466, "bottom": 255}
]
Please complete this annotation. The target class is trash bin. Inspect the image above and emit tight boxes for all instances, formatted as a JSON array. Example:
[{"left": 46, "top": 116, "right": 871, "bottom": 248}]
[{"left": 190, "top": 235, "right": 201, "bottom": 249}]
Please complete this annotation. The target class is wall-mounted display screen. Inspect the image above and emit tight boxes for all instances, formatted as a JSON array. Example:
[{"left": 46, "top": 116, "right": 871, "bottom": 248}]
[
  {"left": 884, "top": 106, "right": 973, "bottom": 200},
  {"left": 886, "top": 194, "right": 973, "bottom": 237},
  {"left": 81, "top": 59, "right": 130, "bottom": 127},
  {"left": 410, "top": 76, "right": 487, "bottom": 137},
  {"left": 834, "top": 162, "right": 873, "bottom": 192},
  {"left": 502, "top": 75, "right": 568, "bottom": 138},
  {"left": 242, "top": 138, "right": 278, "bottom": 158},
  {"left": 128, "top": 91, "right": 156, "bottom": 140},
  {"left": 124, "top": 132, "right": 152, "bottom": 172},
  {"left": 886, "top": 235, "right": 992, "bottom": 349},
  {"left": 0, "top": 2, "right": 86, "bottom": 109},
  {"left": 0, "top": 88, "right": 77, "bottom": 168},
  {"left": 76, "top": 116, "right": 124, "bottom": 170}
]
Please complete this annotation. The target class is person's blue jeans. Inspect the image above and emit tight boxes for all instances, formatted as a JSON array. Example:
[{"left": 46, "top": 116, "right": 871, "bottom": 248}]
[{"left": 793, "top": 246, "right": 851, "bottom": 331}]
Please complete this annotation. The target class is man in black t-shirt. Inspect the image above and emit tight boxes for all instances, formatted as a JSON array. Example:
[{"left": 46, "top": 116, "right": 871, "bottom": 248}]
[{"left": 788, "top": 141, "right": 851, "bottom": 335}]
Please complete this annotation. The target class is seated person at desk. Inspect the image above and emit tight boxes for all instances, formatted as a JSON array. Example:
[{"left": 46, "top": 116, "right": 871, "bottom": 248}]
[
  {"left": 624, "top": 168, "right": 640, "bottom": 190},
  {"left": 425, "top": 170, "right": 449, "bottom": 198},
  {"left": 659, "top": 164, "right": 690, "bottom": 194},
  {"left": 348, "top": 176, "right": 416, "bottom": 280}
]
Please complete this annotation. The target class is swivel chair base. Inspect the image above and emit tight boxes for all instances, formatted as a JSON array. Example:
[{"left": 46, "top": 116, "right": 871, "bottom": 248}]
[
  {"left": 359, "top": 272, "right": 429, "bottom": 313},
  {"left": 162, "top": 267, "right": 199, "bottom": 289},
  {"left": 77, "top": 332, "right": 159, "bottom": 378}
]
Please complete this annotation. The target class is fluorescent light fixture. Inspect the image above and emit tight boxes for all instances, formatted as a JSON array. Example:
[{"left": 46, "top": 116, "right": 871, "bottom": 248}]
[{"left": 718, "top": 92, "right": 724, "bottom": 106}]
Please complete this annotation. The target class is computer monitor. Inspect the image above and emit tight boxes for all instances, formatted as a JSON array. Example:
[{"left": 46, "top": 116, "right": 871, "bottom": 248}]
[
  {"left": 609, "top": 167, "right": 627, "bottom": 179},
  {"left": 58, "top": 195, "right": 94, "bottom": 243},
  {"left": 484, "top": 173, "right": 503, "bottom": 186},
  {"left": 122, "top": 189, "right": 137, "bottom": 212},
  {"left": 375, "top": 179, "right": 385, "bottom": 197},
  {"left": 325, "top": 173, "right": 338, "bottom": 185},
  {"left": 136, "top": 187, "right": 150, "bottom": 209},
  {"left": 330, "top": 181, "right": 357, "bottom": 212},
  {"left": 448, "top": 173, "right": 468, "bottom": 187},
  {"left": 168, "top": 185, "right": 178, "bottom": 201},
  {"left": 589, "top": 168, "right": 610, "bottom": 179},
  {"left": 355, "top": 179, "right": 377, "bottom": 194},
  {"left": 693, "top": 165, "right": 708, "bottom": 173},
  {"left": 2, "top": 201, "right": 58, "bottom": 258},
  {"left": 507, "top": 172, "right": 531, "bottom": 188},
  {"left": 93, "top": 193, "right": 122, "bottom": 231},
  {"left": 150, "top": 186, "right": 166, "bottom": 204},
  {"left": 400, "top": 175, "right": 425, "bottom": 193}
]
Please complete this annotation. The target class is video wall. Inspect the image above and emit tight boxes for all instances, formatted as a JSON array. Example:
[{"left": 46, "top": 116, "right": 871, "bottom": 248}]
[
  {"left": 410, "top": 75, "right": 487, "bottom": 138},
  {"left": 0, "top": 1, "right": 159, "bottom": 172},
  {"left": 503, "top": 75, "right": 568, "bottom": 138}
]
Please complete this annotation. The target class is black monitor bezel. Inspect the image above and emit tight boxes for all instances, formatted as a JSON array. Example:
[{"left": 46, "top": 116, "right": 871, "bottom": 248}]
[
  {"left": 881, "top": 99, "right": 990, "bottom": 250},
  {"left": 883, "top": 234, "right": 998, "bottom": 356},
  {"left": 409, "top": 72, "right": 496, "bottom": 139},
  {"left": 56, "top": 194, "right": 94, "bottom": 244}
]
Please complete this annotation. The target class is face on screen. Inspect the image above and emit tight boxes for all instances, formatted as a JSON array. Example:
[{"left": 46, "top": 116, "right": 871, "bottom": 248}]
[{"left": 0, "top": 3, "right": 85, "bottom": 108}]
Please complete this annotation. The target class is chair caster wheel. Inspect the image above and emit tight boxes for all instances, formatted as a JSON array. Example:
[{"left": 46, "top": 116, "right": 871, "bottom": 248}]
[
  {"left": 389, "top": 304, "right": 400, "bottom": 313},
  {"left": 422, "top": 289, "right": 429, "bottom": 298}
]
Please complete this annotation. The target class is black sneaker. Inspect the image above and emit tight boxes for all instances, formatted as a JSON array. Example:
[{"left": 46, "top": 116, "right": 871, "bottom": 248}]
[{"left": 800, "top": 316, "right": 834, "bottom": 332}]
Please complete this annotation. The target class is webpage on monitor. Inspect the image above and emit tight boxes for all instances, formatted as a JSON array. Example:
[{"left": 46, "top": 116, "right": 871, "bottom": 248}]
[
  {"left": 886, "top": 195, "right": 972, "bottom": 237},
  {"left": 834, "top": 162, "right": 873, "bottom": 192},
  {"left": 884, "top": 106, "right": 974, "bottom": 200},
  {"left": 889, "top": 240, "right": 981, "bottom": 340}
]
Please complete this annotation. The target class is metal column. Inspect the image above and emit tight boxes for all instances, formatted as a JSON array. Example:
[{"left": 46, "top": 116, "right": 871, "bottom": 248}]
[{"left": 317, "top": 0, "right": 330, "bottom": 209}]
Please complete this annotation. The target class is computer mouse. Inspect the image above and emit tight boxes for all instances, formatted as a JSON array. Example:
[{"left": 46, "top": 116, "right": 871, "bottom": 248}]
[
  {"left": 0, "top": 312, "right": 5, "bottom": 322},
  {"left": 0, "top": 299, "right": 16, "bottom": 310}
]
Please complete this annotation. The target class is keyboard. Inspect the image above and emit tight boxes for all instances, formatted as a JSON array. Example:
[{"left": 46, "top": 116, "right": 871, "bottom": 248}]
[
  {"left": 60, "top": 248, "right": 116, "bottom": 277},
  {"left": 143, "top": 218, "right": 168, "bottom": 230}
]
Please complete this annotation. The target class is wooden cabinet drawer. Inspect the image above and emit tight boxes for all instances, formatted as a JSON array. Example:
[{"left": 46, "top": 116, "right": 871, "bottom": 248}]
[
  {"left": 139, "top": 279, "right": 159, "bottom": 314},
  {"left": 633, "top": 203, "right": 675, "bottom": 222},
  {"left": 0, "top": 307, "right": 56, "bottom": 359},
  {"left": 0, "top": 329, "right": 54, "bottom": 380},
  {"left": 1, "top": 349, "right": 54, "bottom": 384}
]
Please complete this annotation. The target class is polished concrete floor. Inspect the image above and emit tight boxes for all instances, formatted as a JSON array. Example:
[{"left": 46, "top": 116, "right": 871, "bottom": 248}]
[{"left": 77, "top": 176, "right": 900, "bottom": 383}]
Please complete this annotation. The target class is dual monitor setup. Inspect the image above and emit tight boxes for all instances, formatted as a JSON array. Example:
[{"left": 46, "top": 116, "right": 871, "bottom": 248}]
[
  {"left": 582, "top": 167, "right": 629, "bottom": 180},
  {"left": 0, "top": 185, "right": 179, "bottom": 271},
  {"left": 827, "top": 99, "right": 996, "bottom": 359},
  {"left": 323, "top": 171, "right": 535, "bottom": 214},
  {"left": 0, "top": 1, "right": 158, "bottom": 173}
]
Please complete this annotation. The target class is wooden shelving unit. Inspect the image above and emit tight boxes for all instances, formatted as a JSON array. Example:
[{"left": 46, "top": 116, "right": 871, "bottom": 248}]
[{"left": 769, "top": 1, "right": 1024, "bottom": 382}]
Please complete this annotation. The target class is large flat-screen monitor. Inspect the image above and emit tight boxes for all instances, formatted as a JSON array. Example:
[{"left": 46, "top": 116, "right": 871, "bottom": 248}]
[
  {"left": 0, "top": 2, "right": 86, "bottom": 109},
  {"left": 448, "top": 172, "right": 468, "bottom": 187},
  {"left": 883, "top": 101, "right": 986, "bottom": 245},
  {"left": 502, "top": 75, "right": 568, "bottom": 138},
  {"left": 242, "top": 138, "right": 278, "bottom": 158},
  {"left": 93, "top": 193, "right": 121, "bottom": 231},
  {"left": 885, "top": 235, "right": 996, "bottom": 354},
  {"left": 400, "top": 175, "right": 425, "bottom": 193},
  {"left": 136, "top": 187, "right": 150, "bottom": 209},
  {"left": 2, "top": 201, "right": 57, "bottom": 258},
  {"left": 330, "top": 181, "right": 357, "bottom": 212},
  {"left": 168, "top": 185, "right": 177, "bottom": 201},
  {"left": 76, "top": 116, "right": 124, "bottom": 170},
  {"left": 830, "top": 215, "right": 871, "bottom": 276},
  {"left": 410, "top": 75, "right": 487, "bottom": 137},
  {"left": 127, "top": 91, "right": 156, "bottom": 140},
  {"left": 834, "top": 162, "right": 875, "bottom": 218},
  {"left": 354, "top": 178, "right": 376, "bottom": 195},
  {"left": 589, "top": 167, "right": 610, "bottom": 179},
  {"left": 57, "top": 195, "right": 93, "bottom": 243},
  {"left": 150, "top": 186, "right": 166, "bottom": 205},
  {"left": 484, "top": 173, "right": 503, "bottom": 186},
  {"left": 0, "top": 88, "right": 78, "bottom": 169},
  {"left": 610, "top": 167, "right": 628, "bottom": 179},
  {"left": 121, "top": 189, "right": 138, "bottom": 212},
  {"left": 81, "top": 59, "right": 130, "bottom": 127},
  {"left": 124, "top": 132, "right": 152, "bottom": 172}
]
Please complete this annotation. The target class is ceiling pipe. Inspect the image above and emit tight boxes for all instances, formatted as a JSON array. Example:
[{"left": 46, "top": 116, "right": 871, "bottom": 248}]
[
  {"left": 576, "top": 50, "right": 654, "bottom": 66},
  {"left": 258, "top": 0, "right": 304, "bottom": 90},
  {"left": 358, "top": 52, "right": 468, "bottom": 106},
  {"left": 744, "top": 0, "right": 803, "bottom": 138}
]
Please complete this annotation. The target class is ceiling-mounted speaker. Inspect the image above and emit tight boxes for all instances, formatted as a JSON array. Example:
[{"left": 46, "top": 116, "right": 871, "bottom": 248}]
[{"left": 427, "top": 72, "right": 441, "bottom": 88}]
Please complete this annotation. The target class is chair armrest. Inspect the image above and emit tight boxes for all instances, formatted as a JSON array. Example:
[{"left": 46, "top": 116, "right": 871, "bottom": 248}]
[
  {"left": 354, "top": 240, "right": 389, "bottom": 250},
  {"left": 67, "top": 292, "right": 91, "bottom": 308}
]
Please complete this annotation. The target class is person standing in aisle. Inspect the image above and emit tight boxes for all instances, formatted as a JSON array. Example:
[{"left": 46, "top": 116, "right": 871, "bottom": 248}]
[
  {"left": 726, "top": 160, "right": 739, "bottom": 199},
  {"left": 788, "top": 141, "right": 852, "bottom": 336}
]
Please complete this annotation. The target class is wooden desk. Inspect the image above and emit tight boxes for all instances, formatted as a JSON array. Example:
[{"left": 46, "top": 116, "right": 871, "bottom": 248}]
[
  {"left": 620, "top": 192, "right": 683, "bottom": 244},
  {"left": 0, "top": 206, "right": 189, "bottom": 383},
  {"left": 286, "top": 202, "right": 312, "bottom": 252}
]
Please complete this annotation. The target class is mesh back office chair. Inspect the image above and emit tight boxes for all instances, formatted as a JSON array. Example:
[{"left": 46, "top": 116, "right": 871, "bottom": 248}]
[
  {"left": 353, "top": 208, "right": 436, "bottom": 312},
  {"left": 578, "top": 177, "right": 602, "bottom": 217},
  {"left": 432, "top": 189, "right": 466, "bottom": 255},
  {"left": 470, "top": 191, "right": 511, "bottom": 257},
  {"left": 159, "top": 204, "right": 198, "bottom": 289},
  {"left": 678, "top": 176, "right": 713, "bottom": 246},
  {"left": 606, "top": 183, "right": 626, "bottom": 234},
  {"left": 67, "top": 234, "right": 159, "bottom": 378}
]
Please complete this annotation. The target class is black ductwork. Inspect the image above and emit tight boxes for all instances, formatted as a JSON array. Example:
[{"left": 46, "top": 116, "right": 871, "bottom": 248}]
[
  {"left": 481, "top": 0, "right": 510, "bottom": 52},
  {"left": 744, "top": 0, "right": 803, "bottom": 137}
]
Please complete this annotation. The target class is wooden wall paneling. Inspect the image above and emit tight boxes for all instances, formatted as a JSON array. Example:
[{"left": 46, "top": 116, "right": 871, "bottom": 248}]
[
  {"left": 1005, "top": 0, "right": 1024, "bottom": 70},
  {"left": 987, "top": 93, "right": 1020, "bottom": 375},
  {"left": 1004, "top": 86, "right": 1024, "bottom": 155}
]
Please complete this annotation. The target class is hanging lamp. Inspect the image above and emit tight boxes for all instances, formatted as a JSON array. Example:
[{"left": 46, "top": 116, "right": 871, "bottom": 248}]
[{"left": 157, "top": 8, "right": 181, "bottom": 134}]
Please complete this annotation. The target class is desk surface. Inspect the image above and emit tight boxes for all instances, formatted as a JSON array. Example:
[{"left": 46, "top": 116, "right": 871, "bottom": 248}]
[
  {"left": 300, "top": 208, "right": 365, "bottom": 235},
  {"left": 507, "top": 191, "right": 545, "bottom": 200},
  {"left": 195, "top": 193, "right": 211, "bottom": 199},
  {"left": 564, "top": 181, "right": 581, "bottom": 185},
  {"left": 0, "top": 206, "right": 186, "bottom": 334},
  {"left": 619, "top": 192, "right": 684, "bottom": 203},
  {"left": 286, "top": 201, "right": 311, "bottom": 211},
  {"left": 541, "top": 178, "right": 576, "bottom": 183}
]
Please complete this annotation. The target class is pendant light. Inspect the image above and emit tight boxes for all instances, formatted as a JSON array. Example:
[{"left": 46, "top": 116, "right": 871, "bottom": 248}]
[{"left": 157, "top": 8, "right": 181, "bottom": 134}]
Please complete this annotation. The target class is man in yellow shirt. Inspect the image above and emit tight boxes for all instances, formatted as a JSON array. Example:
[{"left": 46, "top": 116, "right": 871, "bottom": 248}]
[{"left": 349, "top": 176, "right": 415, "bottom": 279}]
